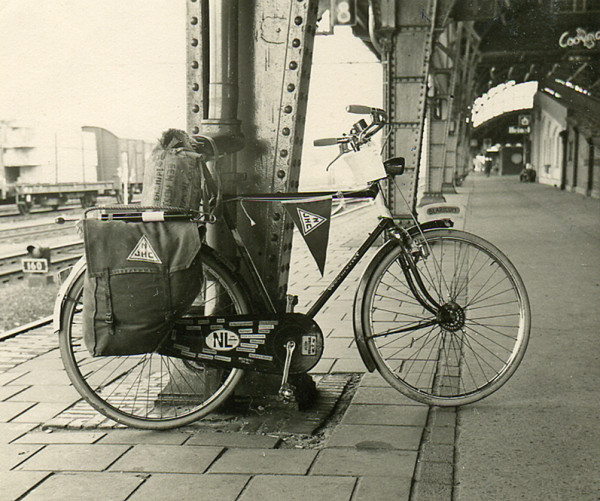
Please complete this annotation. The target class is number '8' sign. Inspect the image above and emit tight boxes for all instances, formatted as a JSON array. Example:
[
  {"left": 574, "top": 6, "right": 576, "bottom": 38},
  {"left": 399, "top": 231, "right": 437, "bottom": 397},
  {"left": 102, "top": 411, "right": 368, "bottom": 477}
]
[{"left": 332, "top": 0, "right": 356, "bottom": 26}]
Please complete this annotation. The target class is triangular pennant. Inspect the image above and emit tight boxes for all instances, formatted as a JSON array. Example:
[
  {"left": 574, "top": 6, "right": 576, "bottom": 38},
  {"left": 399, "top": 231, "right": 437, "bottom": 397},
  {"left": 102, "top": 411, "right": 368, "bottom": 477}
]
[
  {"left": 127, "top": 235, "right": 163, "bottom": 264},
  {"left": 285, "top": 198, "right": 332, "bottom": 276}
]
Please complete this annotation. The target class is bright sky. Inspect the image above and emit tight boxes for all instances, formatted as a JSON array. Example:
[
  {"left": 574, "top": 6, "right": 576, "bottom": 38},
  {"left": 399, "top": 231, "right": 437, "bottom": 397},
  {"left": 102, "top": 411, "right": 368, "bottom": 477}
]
[{"left": 0, "top": 0, "right": 187, "bottom": 141}]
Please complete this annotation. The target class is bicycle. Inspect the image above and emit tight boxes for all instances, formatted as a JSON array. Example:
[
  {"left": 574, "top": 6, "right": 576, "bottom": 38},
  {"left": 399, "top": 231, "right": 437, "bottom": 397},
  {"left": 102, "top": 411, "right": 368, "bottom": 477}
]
[{"left": 54, "top": 105, "right": 531, "bottom": 430}]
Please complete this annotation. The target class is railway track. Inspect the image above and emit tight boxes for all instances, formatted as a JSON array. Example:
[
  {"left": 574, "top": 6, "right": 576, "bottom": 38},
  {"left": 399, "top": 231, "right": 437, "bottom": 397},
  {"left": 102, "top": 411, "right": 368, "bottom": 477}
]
[
  {"left": 0, "top": 204, "right": 79, "bottom": 219},
  {"left": 0, "top": 241, "right": 83, "bottom": 285},
  {"left": 0, "top": 220, "right": 77, "bottom": 241}
]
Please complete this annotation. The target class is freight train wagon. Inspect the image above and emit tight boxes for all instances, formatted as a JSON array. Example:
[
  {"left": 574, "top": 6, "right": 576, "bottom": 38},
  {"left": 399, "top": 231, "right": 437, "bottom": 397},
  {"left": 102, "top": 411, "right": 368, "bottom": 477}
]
[{"left": 0, "top": 121, "right": 152, "bottom": 214}]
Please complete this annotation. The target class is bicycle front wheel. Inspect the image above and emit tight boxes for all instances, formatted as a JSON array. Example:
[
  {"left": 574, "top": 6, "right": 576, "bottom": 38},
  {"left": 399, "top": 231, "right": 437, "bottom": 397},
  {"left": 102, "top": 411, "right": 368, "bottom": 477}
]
[
  {"left": 359, "top": 229, "right": 531, "bottom": 406},
  {"left": 58, "top": 248, "right": 249, "bottom": 429}
]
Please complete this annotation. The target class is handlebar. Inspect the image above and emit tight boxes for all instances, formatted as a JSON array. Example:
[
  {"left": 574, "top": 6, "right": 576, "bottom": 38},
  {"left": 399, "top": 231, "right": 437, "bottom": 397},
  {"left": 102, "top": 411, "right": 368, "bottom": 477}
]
[
  {"left": 346, "top": 104, "right": 373, "bottom": 115},
  {"left": 313, "top": 105, "right": 387, "bottom": 149},
  {"left": 313, "top": 137, "right": 343, "bottom": 147}
]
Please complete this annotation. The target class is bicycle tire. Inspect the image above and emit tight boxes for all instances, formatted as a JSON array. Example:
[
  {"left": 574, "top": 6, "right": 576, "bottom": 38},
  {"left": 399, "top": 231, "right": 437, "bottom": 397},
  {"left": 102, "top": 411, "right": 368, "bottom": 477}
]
[
  {"left": 58, "top": 247, "right": 249, "bottom": 429},
  {"left": 358, "top": 229, "right": 531, "bottom": 406}
]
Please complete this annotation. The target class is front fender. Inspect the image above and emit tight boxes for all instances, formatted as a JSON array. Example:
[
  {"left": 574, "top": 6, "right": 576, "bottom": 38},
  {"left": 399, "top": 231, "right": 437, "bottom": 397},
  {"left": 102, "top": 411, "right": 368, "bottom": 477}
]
[
  {"left": 407, "top": 218, "right": 453, "bottom": 236},
  {"left": 53, "top": 257, "right": 86, "bottom": 335}
]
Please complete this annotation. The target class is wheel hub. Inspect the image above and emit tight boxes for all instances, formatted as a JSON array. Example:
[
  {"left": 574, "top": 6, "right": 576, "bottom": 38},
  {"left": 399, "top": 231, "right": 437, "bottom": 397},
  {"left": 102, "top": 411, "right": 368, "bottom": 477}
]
[{"left": 437, "top": 301, "right": 466, "bottom": 332}]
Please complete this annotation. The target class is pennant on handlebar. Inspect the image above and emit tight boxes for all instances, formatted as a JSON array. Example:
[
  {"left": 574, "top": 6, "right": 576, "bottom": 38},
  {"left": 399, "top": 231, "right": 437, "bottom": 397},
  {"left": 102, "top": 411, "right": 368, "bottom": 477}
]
[{"left": 284, "top": 198, "right": 332, "bottom": 276}]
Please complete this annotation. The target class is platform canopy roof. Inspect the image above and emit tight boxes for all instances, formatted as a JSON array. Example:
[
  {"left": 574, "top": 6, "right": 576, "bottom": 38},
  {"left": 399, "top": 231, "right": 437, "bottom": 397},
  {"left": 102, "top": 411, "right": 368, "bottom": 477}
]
[{"left": 348, "top": 0, "right": 600, "bottom": 99}]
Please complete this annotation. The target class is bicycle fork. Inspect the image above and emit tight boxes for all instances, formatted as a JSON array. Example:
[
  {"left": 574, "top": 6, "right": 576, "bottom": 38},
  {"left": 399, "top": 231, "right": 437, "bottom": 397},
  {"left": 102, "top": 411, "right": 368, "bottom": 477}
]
[{"left": 398, "top": 244, "right": 441, "bottom": 315}]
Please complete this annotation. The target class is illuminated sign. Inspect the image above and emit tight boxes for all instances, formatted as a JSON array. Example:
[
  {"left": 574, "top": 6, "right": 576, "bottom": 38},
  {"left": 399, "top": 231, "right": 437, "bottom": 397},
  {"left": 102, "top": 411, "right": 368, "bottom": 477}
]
[{"left": 559, "top": 28, "right": 600, "bottom": 49}]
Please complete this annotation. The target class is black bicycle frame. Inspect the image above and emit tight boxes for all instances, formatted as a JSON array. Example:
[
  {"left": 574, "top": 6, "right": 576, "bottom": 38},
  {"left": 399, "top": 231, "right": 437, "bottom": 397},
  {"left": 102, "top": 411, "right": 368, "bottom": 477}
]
[{"left": 221, "top": 182, "right": 440, "bottom": 319}]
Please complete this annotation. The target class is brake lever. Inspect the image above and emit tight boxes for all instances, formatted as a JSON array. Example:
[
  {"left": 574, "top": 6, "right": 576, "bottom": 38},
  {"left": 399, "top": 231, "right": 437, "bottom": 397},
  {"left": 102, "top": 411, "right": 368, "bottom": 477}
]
[
  {"left": 326, "top": 150, "right": 344, "bottom": 170},
  {"left": 326, "top": 139, "right": 356, "bottom": 170}
]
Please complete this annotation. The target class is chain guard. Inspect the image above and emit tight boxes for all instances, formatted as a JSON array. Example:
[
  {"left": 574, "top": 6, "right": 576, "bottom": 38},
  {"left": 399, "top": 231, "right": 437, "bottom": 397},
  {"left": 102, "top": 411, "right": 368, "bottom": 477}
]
[{"left": 161, "top": 313, "right": 323, "bottom": 375}]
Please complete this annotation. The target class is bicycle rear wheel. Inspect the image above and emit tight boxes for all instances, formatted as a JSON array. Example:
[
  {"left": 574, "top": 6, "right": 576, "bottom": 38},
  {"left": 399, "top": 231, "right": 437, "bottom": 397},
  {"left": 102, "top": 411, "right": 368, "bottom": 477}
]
[
  {"left": 58, "top": 248, "right": 249, "bottom": 429},
  {"left": 358, "top": 229, "right": 531, "bottom": 406}
]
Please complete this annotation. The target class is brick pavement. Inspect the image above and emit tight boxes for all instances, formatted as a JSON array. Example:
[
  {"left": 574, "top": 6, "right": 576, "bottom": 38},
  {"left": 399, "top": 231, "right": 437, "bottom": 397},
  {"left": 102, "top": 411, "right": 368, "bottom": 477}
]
[{"left": 0, "top": 198, "right": 470, "bottom": 500}]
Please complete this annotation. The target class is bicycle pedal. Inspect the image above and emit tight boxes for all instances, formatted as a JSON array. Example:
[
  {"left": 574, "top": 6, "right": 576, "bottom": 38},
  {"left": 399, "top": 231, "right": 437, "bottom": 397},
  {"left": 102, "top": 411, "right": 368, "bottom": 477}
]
[{"left": 278, "top": 383, "right": 296, "bottom": 403}]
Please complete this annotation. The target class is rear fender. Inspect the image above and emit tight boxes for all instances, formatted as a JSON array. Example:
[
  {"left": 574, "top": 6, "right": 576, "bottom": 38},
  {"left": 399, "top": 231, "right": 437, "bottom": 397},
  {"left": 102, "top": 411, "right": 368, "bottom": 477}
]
[{"left": 53, "top": 257, "right": 86, "bottom": 334}]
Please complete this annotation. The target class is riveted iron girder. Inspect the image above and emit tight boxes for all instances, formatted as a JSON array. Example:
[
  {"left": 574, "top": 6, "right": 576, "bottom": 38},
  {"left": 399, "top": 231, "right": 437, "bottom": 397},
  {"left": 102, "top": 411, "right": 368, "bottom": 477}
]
[
  {"left": 236, "top": 0, "right": 318, "bottom": 309},
  {"left": 187, "top": 0, "right": 318, "bottom": 311},
  {"left": 383, "top": 0, "right": 438, "bottom": 220}
]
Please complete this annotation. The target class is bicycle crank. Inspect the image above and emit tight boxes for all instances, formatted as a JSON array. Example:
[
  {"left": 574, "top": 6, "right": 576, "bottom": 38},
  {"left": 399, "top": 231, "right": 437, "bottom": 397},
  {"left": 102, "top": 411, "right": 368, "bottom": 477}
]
[{"left": 278, "top": 340, "right": 296, "bottom": 403}]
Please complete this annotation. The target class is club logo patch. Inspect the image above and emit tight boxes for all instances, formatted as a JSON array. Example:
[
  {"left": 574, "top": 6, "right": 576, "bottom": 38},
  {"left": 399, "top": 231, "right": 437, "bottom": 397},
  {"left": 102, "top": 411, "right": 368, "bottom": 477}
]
[
  {"left": 127, "top": 235, "right": 162, "bottom": 264},
  {"left": 297, "top": 208, "right": 327, "bottom": 235}
]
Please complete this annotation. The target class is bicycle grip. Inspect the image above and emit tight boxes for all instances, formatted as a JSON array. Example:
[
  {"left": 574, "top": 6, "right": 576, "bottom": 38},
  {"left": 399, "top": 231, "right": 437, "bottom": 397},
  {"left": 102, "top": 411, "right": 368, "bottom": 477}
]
[
  {"left": 346, "top": 105, "right": 373, "bottom": 115},
  {"left": 313, "top": 138, "right": 339, "bottom": 147}
]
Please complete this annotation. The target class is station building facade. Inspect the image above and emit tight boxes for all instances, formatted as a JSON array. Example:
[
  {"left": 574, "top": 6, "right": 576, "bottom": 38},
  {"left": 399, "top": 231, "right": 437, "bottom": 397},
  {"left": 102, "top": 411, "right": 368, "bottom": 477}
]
[{"left": 530, "top": 83, "right": 600, "bottom": 199}]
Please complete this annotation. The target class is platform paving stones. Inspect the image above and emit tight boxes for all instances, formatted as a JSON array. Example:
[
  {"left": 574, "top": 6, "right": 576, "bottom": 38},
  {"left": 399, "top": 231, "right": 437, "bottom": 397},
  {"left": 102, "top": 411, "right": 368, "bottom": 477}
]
[
  {"left": 327, "top": 423, "right": 423, "bottom": 450},
  {"left": 16, "top": 369, "right": 71, "bottom": 386},
  {"left": 15, "top": 352, "right": 64, "bottom": 372},
  {"left": 0, "top": 444, "right": 43, "bottom": 470},
  {"left": 0, "top": 401, "right": 35, "bottom": 422},
  {"left": 21, "top": 472, "right": 145, "bottom": 501},
  {"left": 352, "top": 386, "right": 416, "bottom": 405},
  {"left": 414, "top": 459, "right": 454, "bottom": 484},
  {"left": 353, "top": 475, "right": 413, "bottom": 501},
  {"left": 0, "top": 471, "right": 50, "bottom": 501},
  {"left": 13, "top": 430, "right": 106, "bottom": 444},
  {"left": 6, "top": 384, "right": 80, "bottom": 405},
  {"left": 342, "top": 403, "right": 428, "bottom": 426},
  {"left": 0, "top": 371, "right": 26, "bottom": 385},
  {"left": 99, "top": 429, "right": 191, "bottom": 445},
  {"left": 128, "top": 473, "right": 250, "bottom": 501},
  {"left": 239, "top": 474, "right": 356, "bottom": 501},
  {"left": 0, "top": 422, "right": 36, "bottom": 443},
  {"left": 359, "top": 372, "right": 389, "bottom": 387},
  {"left": 186, "top": 431, "right": 280, "bottom": 448},
  {"left": 109, "top": 444, "right": 223, "bottom": 474},
  {"left": 9, "top": 402, "right": 70, "bottom": 424},
  {"left": 330, "top": 358, "right": 369, "bottom": 373},
  {"left": 208, "top": 448, "right": 317, "bottom": 475},
  {"left": 310, "top": 448, "right": 418, "bottom": 477},
  {"left": 16, "top": 444, "right": 129, "bottom": 472},
  {"left": 0, "top": 384, "right": 28, "bottom": 401}
]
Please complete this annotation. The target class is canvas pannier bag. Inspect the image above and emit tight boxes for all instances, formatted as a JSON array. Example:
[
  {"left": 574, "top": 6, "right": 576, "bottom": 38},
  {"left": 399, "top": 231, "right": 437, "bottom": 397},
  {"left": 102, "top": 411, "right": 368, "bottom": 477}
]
[{"left": 81, "top": 210, "right": 204, "bottom": 357}]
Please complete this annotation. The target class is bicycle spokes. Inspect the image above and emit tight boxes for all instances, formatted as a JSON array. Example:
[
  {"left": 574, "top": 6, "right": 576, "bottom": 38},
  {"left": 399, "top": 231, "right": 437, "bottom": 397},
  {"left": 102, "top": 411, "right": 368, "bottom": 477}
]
[{"left": 363, "top": 230, "right": 530, "bottom": 405}]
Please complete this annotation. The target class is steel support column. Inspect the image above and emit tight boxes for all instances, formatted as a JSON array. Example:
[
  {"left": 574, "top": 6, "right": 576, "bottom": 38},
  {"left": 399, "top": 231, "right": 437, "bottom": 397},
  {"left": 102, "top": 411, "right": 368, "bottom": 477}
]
[
  {"left": 236, "top": 0, "right": 318, "bottom": 311},
  {"left": 385, "top": 0, "right": 438, "bottom": 221},
  {"left": 426, "top": 21, "right": 460, "bottom": 200},
  {"left": 422, "top": 17, "right": 480, "bottom": 202},
  {"left": 186, "top": 1, "right": 319, "bottom": 404},
  {"left": 187, "top": 0, "right": 318, "bottom": 311}
]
